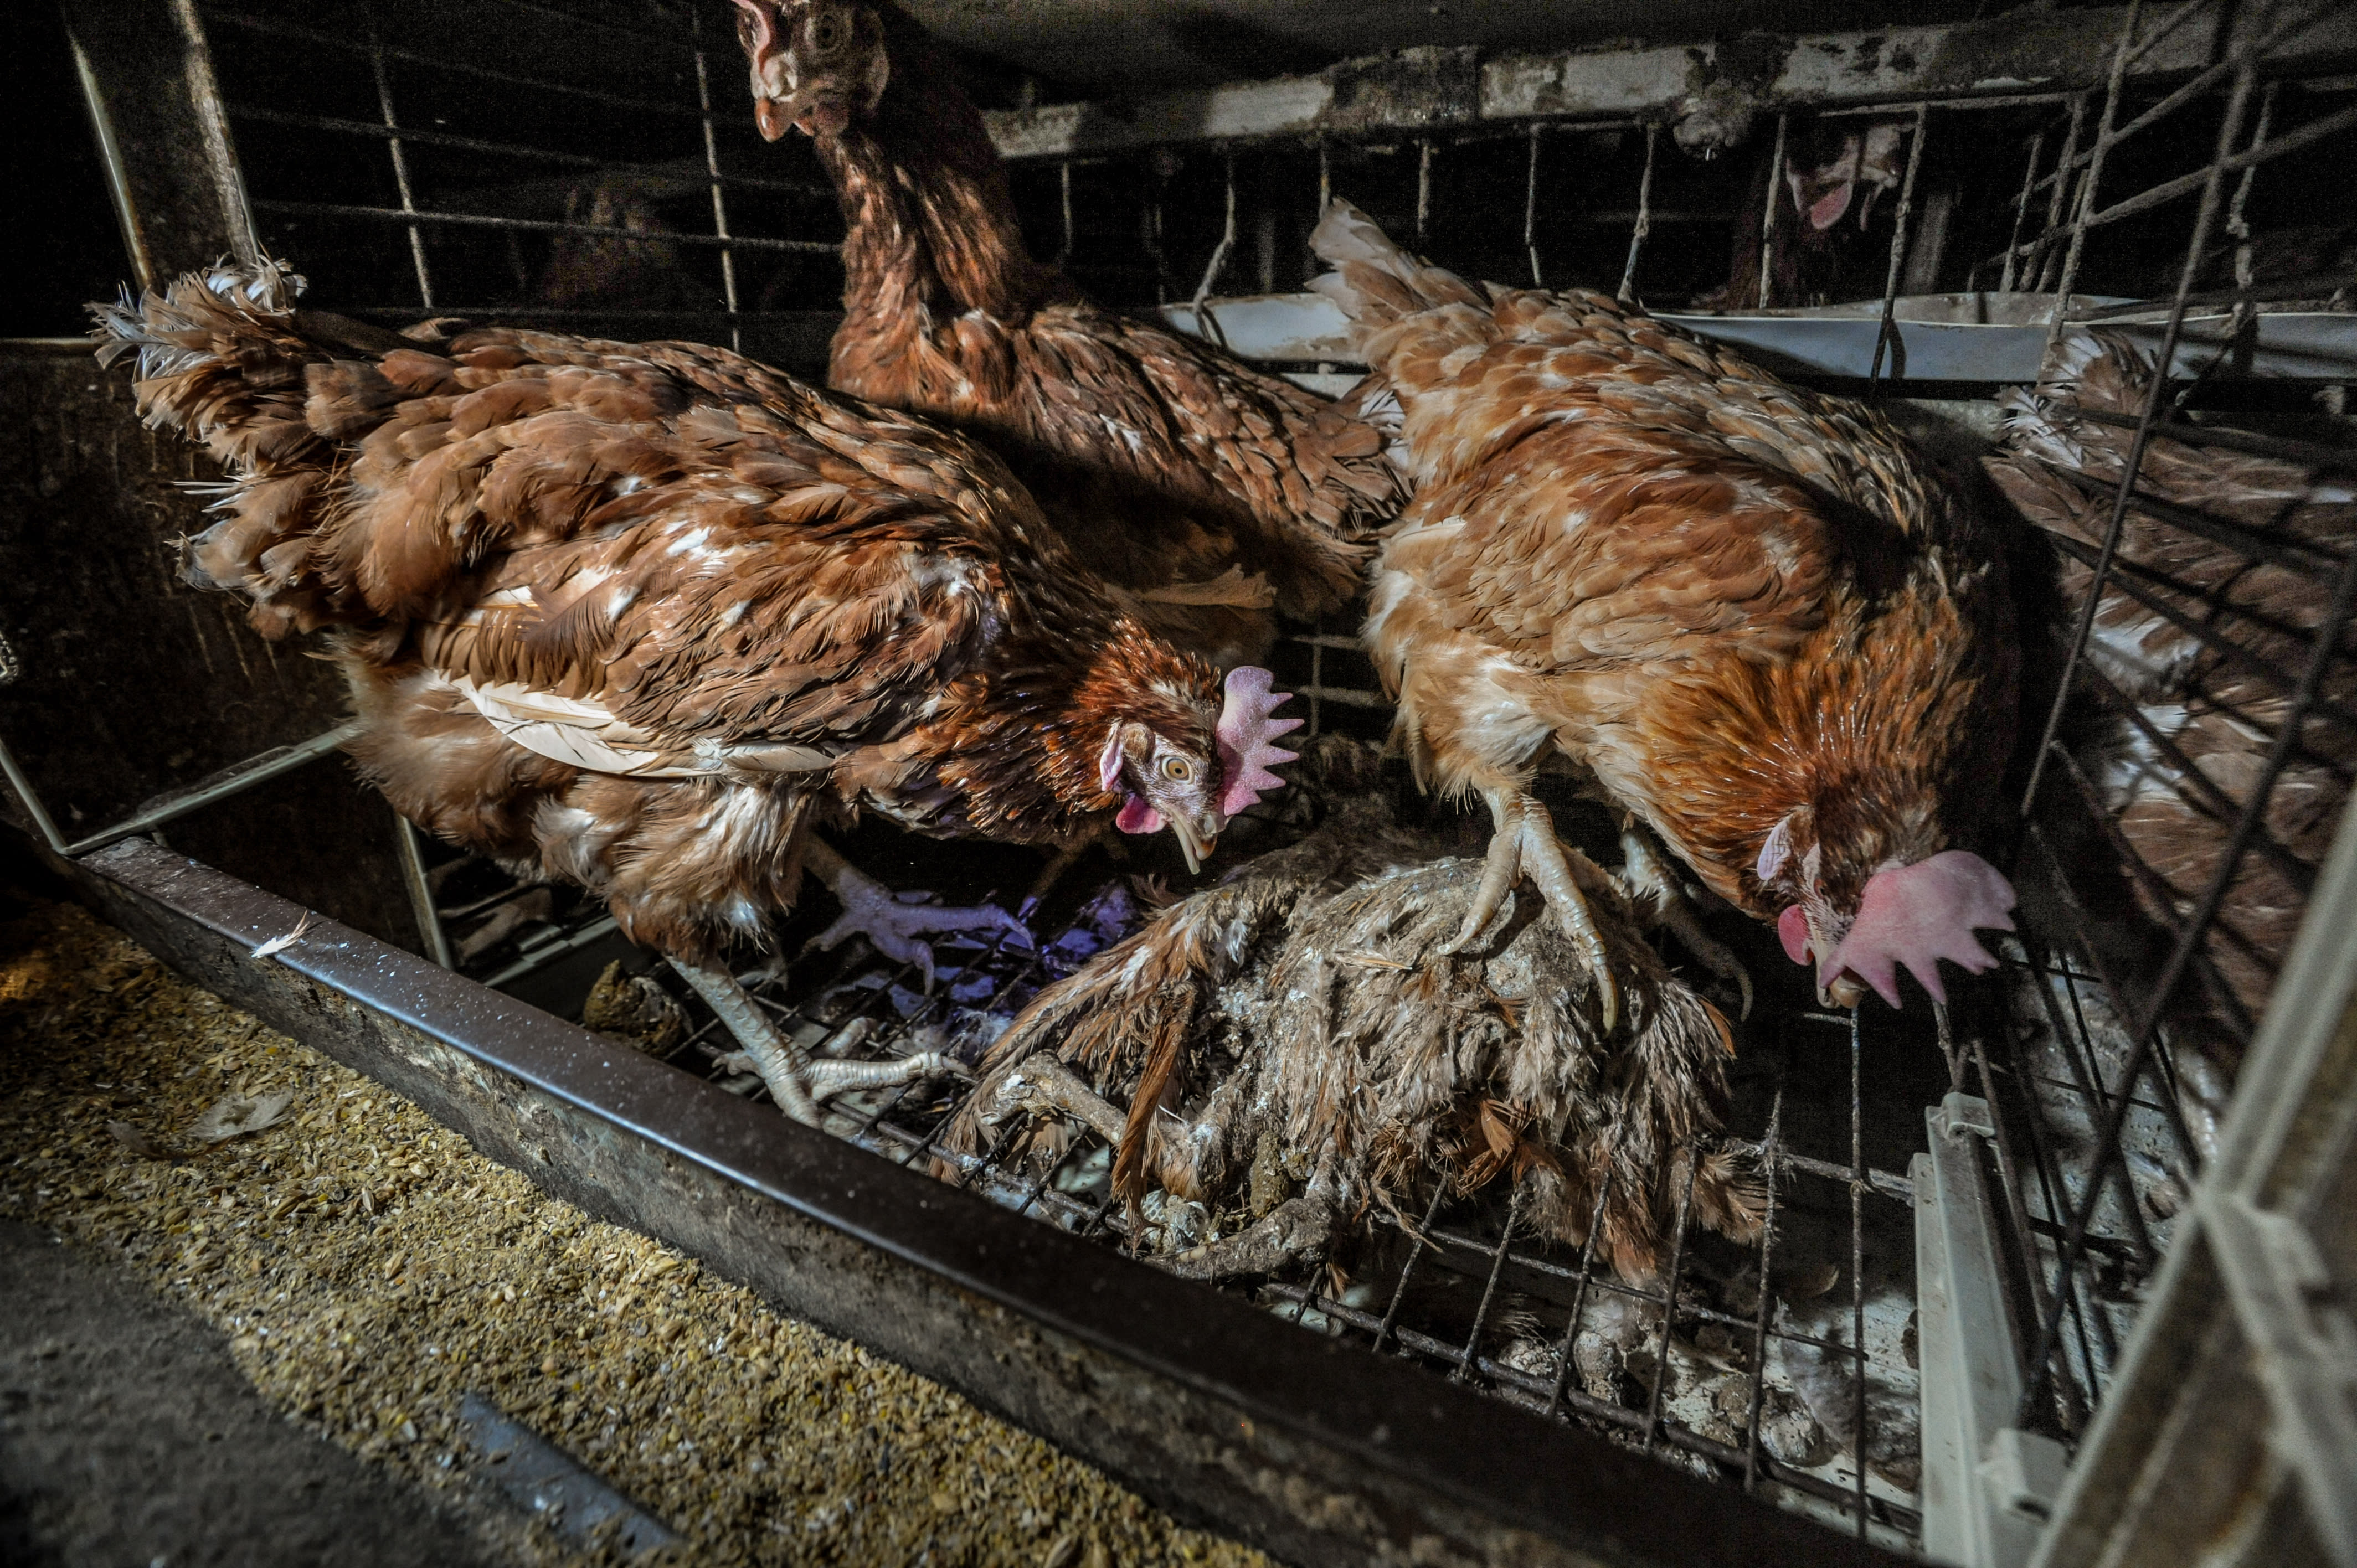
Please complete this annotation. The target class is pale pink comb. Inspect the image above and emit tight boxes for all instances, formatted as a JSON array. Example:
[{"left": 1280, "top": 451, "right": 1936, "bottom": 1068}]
[
  {"left": 1820, "top": 850, "right": 2017, "bottom": 1008},
  {"left": 1216, "top": 667, "right": 1301, "bottom": 818}
]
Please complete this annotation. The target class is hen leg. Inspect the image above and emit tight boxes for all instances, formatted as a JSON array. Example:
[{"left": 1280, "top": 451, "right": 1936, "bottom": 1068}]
[
  {"left": 666, "top": 956, "right": 965, "bottom": 1127},
  {"left": 1165, "top": 1196, "right": 1333, "bottom": 1281},
  {"left": 1619, "top": 821, "right": 1754, "bottom": 1020},
  {"left": 989, "top": 1057, "right": 1130, "bottom": 1146},
  {"left": 1438, "top": 787, "right": 1620, "bottom": 1031},
  {"left": 800, "top": 838, "right": 1032, "bottom": 989}
]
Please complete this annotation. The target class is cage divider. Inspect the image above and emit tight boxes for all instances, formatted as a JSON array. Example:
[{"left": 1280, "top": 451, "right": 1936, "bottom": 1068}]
[
  {"left": 2018, "top": 537, "right": 2357, "bottom": 1424},
  {"left": 1997, "top": 128, "right": 2047, "bottom": 294},
  {"left": 1617, "top": 122, "right": 1656, "bottom": 303},
  {"left": 1639, "top": 1152, "right": 1700, "bottom": 1455},
  {"left": 1756, "top": 112, "right": 1788, "bottom": 311},
  {"left": 2071, "top": 659, "right": 2324, "bottom": 894},
  {"left": 202, "top": 6, "right": 707, "bottom": 117},
  {"left": 689, "top": 4, "right": 743, "bottom": 352},
  {"left": 2060, "top": 404, "right": 2357, "bottom": 471},
  {"left": 1866, "top": 105, "right": 1930, "bottom": 390},
  {"left": 1188, "top": 154, "right": 1237, "bottom": 350},
  {"left": 2042, "top": 453, "right": 2346, "bottom": 581},
  {"left": 2045, "top": 741, "right": 2303, "bottom": 1047},
  {"left": 2023, "top": 32, "right": 2262, "bottom": 817},
  {"left": 2032, "top": 94, "right": 2089, "bottom": 293},
  {"left": 358, "top": 0, "right": 432, "bottom": 310},
  {"left": 2032, "top": 522, "right": 2357, "bottom": 734},
  {"left": 2222, "top": 80, "right": 2282, "bottom": 372},
  {"left": 1738, "top": 1076, "right": 1787, "bottom": 1496},
  {"left": 2042, "top": 1, "right": 2145, "bottom": 353}
]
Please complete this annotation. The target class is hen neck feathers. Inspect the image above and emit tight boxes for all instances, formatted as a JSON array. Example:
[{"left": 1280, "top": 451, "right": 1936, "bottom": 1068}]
[{"left": 820, "top": 60, "right": 1073, "bottom": 329}]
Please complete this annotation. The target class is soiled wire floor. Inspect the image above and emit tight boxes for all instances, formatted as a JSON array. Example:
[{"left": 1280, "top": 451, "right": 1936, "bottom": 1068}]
[{"left": 464, "top": 817, "right": 2174, "bottom": 1559}]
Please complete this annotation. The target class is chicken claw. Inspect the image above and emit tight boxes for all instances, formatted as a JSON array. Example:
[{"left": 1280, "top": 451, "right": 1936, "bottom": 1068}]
[
  {"left": 991, "top": 1057, "right": 1131, "bottom": 1146},
  {"left": 1619, "top": 822, "right": 1754, "bottom": 1021},
  {"left": 668, "top": 956, "right": 967, "bottom": 1126},
  {"left": 801, "top": 840, "right": 1032, "bottom": 989},
  {"left": 1438, "top": 788, "right": 1620, "bottom": 1032}
]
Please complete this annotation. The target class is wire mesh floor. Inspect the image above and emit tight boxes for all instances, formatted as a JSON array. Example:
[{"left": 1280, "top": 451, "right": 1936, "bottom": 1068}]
[{"left": 398, "top": 796, "right": 2196, "bottom": 1558}]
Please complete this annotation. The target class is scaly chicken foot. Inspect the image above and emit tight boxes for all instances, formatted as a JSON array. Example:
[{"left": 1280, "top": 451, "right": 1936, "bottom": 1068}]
[
  {"left": 666, "top": 956, "right": 964, "bottom": 1127},
  {"left": 1165, "top": 1196, "right": 1333, "bottom": 1281},
  {"left": 990, "top": 1056, "right": 1131, "bottom": 1146},
  {"left": 1439, "top": 788, "right": 1620, "bottom": 1032},
  {"left": 1619, "top": 822, "right": 1754, "bottom": 1020},
  {"left": 800, "top": 838, "right": 1033, "bottom": 990}
]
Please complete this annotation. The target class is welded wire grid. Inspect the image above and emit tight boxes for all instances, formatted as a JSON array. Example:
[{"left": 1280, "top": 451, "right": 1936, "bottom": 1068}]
[
  {"left": 587, "top": 872, "right": 1929, "bottom": 1549},
  {"left": 194, "top": 0, "right": 842, "bottom": 358},
  {"left": 1982, "top": 0, "right": 2357, "bottom": 1445}
]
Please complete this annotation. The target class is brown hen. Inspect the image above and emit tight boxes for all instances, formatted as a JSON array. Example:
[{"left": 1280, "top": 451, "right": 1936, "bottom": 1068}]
[
  {"left": 1310, "top": 200, "right": 2021, "bottom": 1020},
  {"left": 727, "top": 0, "right": 1404, "bottom": 670},
  {"left": 1985, "top": 331, "right": 2356, "bottom": 1041},
  {"left": 94, "top": 261, "right": 1301, "bottom": 1123}
]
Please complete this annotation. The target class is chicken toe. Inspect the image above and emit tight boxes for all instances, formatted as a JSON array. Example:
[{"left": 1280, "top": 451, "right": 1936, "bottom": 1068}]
[
  {"left": 1439, "top": 790, "right": 1621, "bottom": 1031},
  {"left": 666, "top": 956, "right": 825, "bottom": 1125},
  {"left": 989, "top": 1057, "right": 1131, "bottom": 1146},
  {"left": 670, "top": 956, "right": 967, "bottom": 1122},
  {"left": 805, "top": 1053, "right": 972, "bottom": 1098},
  {"left": 801, "top": 839, "right": 1033, "bottom": 989},
  {"left": 1164, "top": 1196, "right": 1332, "bottom": 1281},
  {"left": 1620, "top": 823, "right": 1754, "bottom": 1020}
]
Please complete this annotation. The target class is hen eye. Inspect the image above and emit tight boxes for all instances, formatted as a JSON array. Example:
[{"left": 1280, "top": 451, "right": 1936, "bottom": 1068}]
[
  {"left": 1159, "top": 756, "right": 1192, "bottom": 782},
  {"left": 807, "top": 11, "right": 851, "bottom": 52}
]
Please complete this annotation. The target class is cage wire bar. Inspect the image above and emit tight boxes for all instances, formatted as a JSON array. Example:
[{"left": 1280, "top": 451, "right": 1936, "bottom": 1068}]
[
  {"left": 197, "top": 0, "right": 839, "bottom": 334},
  {"left": 21, "top": 0, "right": 2357, "bottom": 1557}
]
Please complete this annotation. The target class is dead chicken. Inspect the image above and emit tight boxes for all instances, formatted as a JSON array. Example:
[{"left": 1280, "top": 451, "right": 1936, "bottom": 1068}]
[{"left": 943, "top": 795, "right": 1764, "bottom": 1287}]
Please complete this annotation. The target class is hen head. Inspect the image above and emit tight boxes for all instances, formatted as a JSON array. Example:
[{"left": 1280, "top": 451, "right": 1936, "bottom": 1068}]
[
  {"left": 1755, "top": 796, "right": 2015, "bottom": 1011},
  {"left": 1095, "top": 668, "right": 1301, "bottom": 875},
  {"left": 1783, "top": 123, "right": 1907, "bottom": 233},
  {"left": 732, "top": 0, "right": 891, "bottom": 141}
]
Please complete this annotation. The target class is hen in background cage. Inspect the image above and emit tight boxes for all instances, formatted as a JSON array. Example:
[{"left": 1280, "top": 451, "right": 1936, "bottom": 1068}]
[{"left": 13, "top": 0, "right": 2357, "bottom": 1562}]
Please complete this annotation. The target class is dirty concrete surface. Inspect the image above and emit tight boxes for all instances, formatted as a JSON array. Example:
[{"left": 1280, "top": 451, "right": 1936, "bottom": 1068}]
[{"left": 0, "top": 1215, "right": 511, "bottom": 1568}]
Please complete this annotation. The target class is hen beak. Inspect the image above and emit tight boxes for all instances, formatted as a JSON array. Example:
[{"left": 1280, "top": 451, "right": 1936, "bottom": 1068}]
[
  {"left": 753, "top": 86, "right": 851, "bottom": 140},
  {"left": 1817, "top": 971, "right": 1866, "bottom": 1010},
  {"left": 1166, "top": 814, "right": 1211, "bottom": 876}
]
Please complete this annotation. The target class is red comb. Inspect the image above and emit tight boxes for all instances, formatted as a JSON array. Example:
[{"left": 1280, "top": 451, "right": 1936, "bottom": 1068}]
[
  {"left": 1821, "top": 850, "right": 2016, "bottom": 1008},
  {"left": 1216, "top": 667, "right": 1301, "bottom": 818}
]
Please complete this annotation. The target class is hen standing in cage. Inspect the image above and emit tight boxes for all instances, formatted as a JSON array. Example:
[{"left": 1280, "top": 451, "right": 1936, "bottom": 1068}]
[
  {"left": 946, "top": 738, "right": 1763, "bottom": 1288},
  {"left": 1309, "top": 200, "right": 2023, "bottom": 1027},
  {"left": 94, "top": 263, "right": 1303, "bottom": 1125},
  {"left": 725, "top": 0, "right": 1407, "bottom": 673}
]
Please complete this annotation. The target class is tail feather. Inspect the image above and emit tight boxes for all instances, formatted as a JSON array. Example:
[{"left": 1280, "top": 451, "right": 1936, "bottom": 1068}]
[
  {"left": 1307, "top": 199, "right": 1486, "bottom": 343},
  {"left": 89, "top": 261, "right": 424, "bottom": 635},
  {"left": 1308, "top": 199, "right": 1501, "bottom": 407}
]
